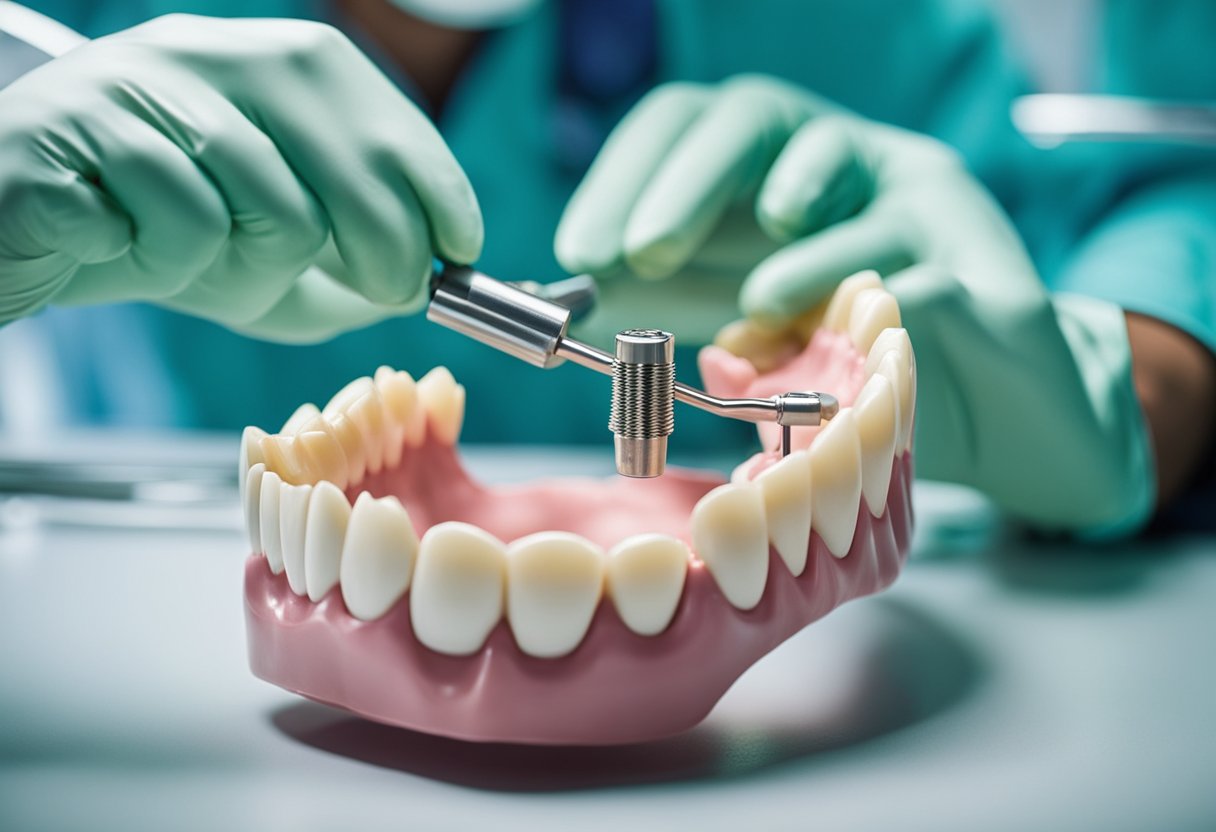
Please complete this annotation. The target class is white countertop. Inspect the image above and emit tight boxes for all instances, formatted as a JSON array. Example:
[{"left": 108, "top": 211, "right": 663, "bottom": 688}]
[{"left": 1, "top": 434, "right": 1213, "bottom": 832}]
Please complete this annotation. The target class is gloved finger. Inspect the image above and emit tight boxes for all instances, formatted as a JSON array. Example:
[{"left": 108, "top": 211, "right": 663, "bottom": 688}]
[
  {"left": 756, "top": 115, "right": 874, "bottom": 242},
  {"left": 233, "top": 266, "right": 409, "bottom": 344},
  {"left": 554, "top": 82, "right": 712, "bottom": 275},
  {"left": 622, "top": 77, "right": 814, "bottom": 280},
  {"left": 138, "top": 83, "right": 330, "bottom": 325},
  {"left": 739, "top": 210, "right": 912, "bottom": 323},
  {"left": 218, "top": 20, "right": 479, "bottom": 306},
  {"left": 0, "top": 163, "right": 131, "bottom": 265},
  {"left": 52, "top": 111, "right": 230, "bottom": 306}
]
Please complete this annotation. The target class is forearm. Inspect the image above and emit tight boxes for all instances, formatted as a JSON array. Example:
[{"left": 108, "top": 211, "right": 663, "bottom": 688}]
[{"left": 1125, "top": 312, "right": 1216, "bottom": 510}]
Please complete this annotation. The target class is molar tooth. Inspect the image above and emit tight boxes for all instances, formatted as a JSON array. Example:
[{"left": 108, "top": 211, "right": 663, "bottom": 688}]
[
  {"left": 239, "top": 426, "right": 267, "bottom": 508},
  {"left": 302, "top": 412, "right": 367, "bottom": 486},
  {"left": 279, "top": 481, "right": 312, "bottom": 596},
  {"left": 304, "top": 480, "right": 350, "bottom": 602},
  {"left": 295, "top": 430, "right": 349, "bottom": 491},
  {"left": 259, "top": 470, "right": 285, "bottom": 574},
  {"left": 506, "top": 531, "right": 604, "bottom": 658},
  {"left": 847, "top": 287, "right": 902, "bottom": 355},
  {"left": 691, "top": 483, "right": 769, "bottom": 610},
  {"left": 417, "top": 367, "right": 465, "bottom": 445},
  {"left": 346, "top": 389, "right": 387, "bottom": 476},
  {"left": 410, "top": 522, "right": 506, "bottom": 656},
  {"left": 375, "top": 366, "right": 425, "bottom": 457},
  {"left": 322, "top": 376, "right": 373, "bottom": 418},
  {"left": 339, "top": 493, "right": 418, "bottom": 621},
  {"left": 244, "top": 462, "right": 265, "bottom": 555},
  {"left": 712, "top": 319, "right": 801, "bottom": 374},
  {"left": 258, "top": 434, "right": 310, "bottom": 485},
  {"left": 854, "top": 372, "right": 898, "bottom": 516},
  {"left": 754, "top": 450, "right": 813, "bottom": 576},
  {"left": 280, "top": 403, "right": 320, "bottom": 434},
  {"left": 823, "top": 270, "right": 883, "bottom": 331},
  {"left": 865, "top": 328, "right": 916, "bottom": 453},
  {"left": 809, "top": 409, "right": 863, "bottom": 557},
  {"left": 606, "top": 534, "right": 688, "bottom": 636}
]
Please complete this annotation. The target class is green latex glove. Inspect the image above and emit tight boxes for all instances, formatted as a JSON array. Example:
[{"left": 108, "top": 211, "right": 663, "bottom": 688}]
[
  {"left": 559, "top": 74, "right": 1153, "bottom": 534},
  {"left": 0, "top": 14, "right": 482, "bottom": 343}
]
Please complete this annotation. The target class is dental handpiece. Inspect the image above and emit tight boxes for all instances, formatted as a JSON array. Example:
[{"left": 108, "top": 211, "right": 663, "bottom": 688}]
[{"left": 427, "top": 265, "right": 839, "bottom": 477}]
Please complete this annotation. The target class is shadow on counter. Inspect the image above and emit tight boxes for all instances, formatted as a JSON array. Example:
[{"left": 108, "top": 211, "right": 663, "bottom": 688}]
[{"left": 270, "top": 596, "right": 982, "bottom": 792}]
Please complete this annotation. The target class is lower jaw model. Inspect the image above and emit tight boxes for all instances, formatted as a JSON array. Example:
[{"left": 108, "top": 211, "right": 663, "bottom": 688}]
[{"left": 242, "top": 273, "right": 916, "bottom": 745}]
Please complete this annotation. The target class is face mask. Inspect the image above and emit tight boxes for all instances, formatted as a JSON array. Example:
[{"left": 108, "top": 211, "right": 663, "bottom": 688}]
[{"left": 387, "top": 0, "right": 543, "bottom": 29}]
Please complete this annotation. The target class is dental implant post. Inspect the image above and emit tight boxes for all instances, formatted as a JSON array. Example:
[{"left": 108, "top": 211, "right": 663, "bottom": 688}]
[{"left": 610, "top": 330, "right": 676, "bottom": 477}]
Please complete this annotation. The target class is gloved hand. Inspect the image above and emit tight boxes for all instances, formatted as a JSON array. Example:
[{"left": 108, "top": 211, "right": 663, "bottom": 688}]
[
  {"left": 559, "top": 74, "right": 1153, "bottom": 534},
  {"left": 0, "top": 14, "right": 482, "bottom": 343}
]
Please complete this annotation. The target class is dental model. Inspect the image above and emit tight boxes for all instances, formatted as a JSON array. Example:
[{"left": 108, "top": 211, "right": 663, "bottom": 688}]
[{"left": 243, "top": 271, "right": 915, "bottom": 745}]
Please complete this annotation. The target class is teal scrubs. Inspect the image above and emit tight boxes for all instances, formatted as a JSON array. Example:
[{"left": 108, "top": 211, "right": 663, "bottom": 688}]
[{"left": 21, "top": 1, "right": 1216, "bottom": 460}]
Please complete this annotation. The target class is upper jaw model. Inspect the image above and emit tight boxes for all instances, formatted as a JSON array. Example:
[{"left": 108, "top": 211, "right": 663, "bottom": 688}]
[{"left": 242, "top": 272, "right": 915, "bottom": 746}]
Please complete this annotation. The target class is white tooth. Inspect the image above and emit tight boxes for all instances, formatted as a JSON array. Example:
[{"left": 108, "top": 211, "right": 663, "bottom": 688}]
[
  {"left": 375, "top": 366, "right": 425, "bottom": 458},
  {"left": 865, "top": 328, "right": 916, "bottom": 453},
  {"left": 506, "top": 531, "right": 604, "bottom": 658},
  {"left": 259, "top": 470, "right": 285, "bottom": 574},
  {"left": 244, "top": 462, "right": 265, "bottom": 555},
  {"left": 809, "top": 409, "right": 863, "bottom": 557},
  {"left": 279, "top": 481, "right": 312, "bottom": 596},
  {"left": 823, "top": 270, "right": 882, "bottom": 332},
  {"left": 304, "top": 480, "right": 350, "bottom": 602},
  {"left": 417, "top": 367, "right": 465, "bottom": 445},
  {"left": 295, "top": 429, "right": 349, "bottom": 491},
  {"left": 259, "top": 434, "right": 310, "bottom": 486},
  {"left": 346, "top": 389, "right": 386, "bottom": 476},
  {"left": 606, "top": 534, "right": 688, "bottom": 636},
  {"left": 691, "top": 483, "right": 769, "bottom": 610},
  {"left": 339, "top": 493, "right": 419, "bottom": 621},
  {"left": 754, "top": 450, "right": 813, "bottom": 577},
  {"left": 239, "top": 426, "right": 267, "bottom": 508},
  {"left": 847, "top": 287, "right": 902, "bottom": 355},
  {"left": 302, "top": 412, "right": 367, "bottom": 486},
  {"left": 410, "top": 522, "right": 506, "bottom": 656},
  {"left": 280, "top": 403, "right": 320, "bottom": 435},
  {"left": 322, "top": 376, "right": 373, "bottom": 418},
  {"left": 854, "top": 372, "right": 898, "bottom": 516}
]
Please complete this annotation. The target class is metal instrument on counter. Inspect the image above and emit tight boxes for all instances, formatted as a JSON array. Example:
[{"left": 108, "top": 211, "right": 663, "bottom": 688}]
[{"left": 428, "top": 265, "right": 838, "bottom": 478}]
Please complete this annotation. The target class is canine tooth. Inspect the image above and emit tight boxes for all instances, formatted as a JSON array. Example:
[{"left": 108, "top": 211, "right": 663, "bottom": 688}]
[
  {"left": 847, "top": 287, "right": 902, "bottom": 354},
  {"left": 823, "top": 270, "right": 882, "bottom": 332},
  {"left": 304, "top": 480, "right": 350, "bottom": 602},
  {"left": 322, "top": 376, "right": 373, "bottom": 418},
  {"left": 754, "top": 450, "right": 813, "bottom": 576},
  {"left": 606, "top": 534, "right": 688, "bottom": 636},
  {"left": 346, "top": 389, "right": 387, "bottom": 476},
  {"left": 410, "top": 522, "right": 507, "bottom": 656},
  {"left": 260, "top": 470, "right": 285, "bottom": 574},
  {"left": 375, "top": 366, "right": 426, "bottom": 453},
  {"left": 339, "top": 493, "right": 419, "bottom": 621},
  {"left": 809, "top": 409, "right": 863, "bottom": 557},
  {"left": 506, "top": 531, "right": 604, "bottom": 658},
  {"left": 244, "top": 462, "right": 265, "bottom": 555},
  {"left": 295, "top": 430, "right": 349, "bottom": 491},
  {"left": 854, "top": 372, "right": 898, "bottom": 516},
  {"left": 691, "top": 483, "right": 769, "bottom": 610},
  {"left": 281, "top": 403, "right": 320, "bottom": 434},
  {"left": 865, "top": 328, "right": 916, "bottom": 453},
  {"left": 417, "top": 367, "right": 465, "bottom": 445},
  {"left": 259, "top": 434, "right": 310, "bottom": 485},
  {"left": 302, "top": 412, "right": 367, "bottom": 486},
  {"left": 279, "top": 481, "right": 312, "bottom": 596},
  {"left": 239, "top": 426, "right": 266, "bottom": 507}
]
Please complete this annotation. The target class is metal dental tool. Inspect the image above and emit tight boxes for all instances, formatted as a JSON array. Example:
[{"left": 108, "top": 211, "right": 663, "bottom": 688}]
[{"left": 428, "top": 265, "right": 839, "bottom": 478}]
